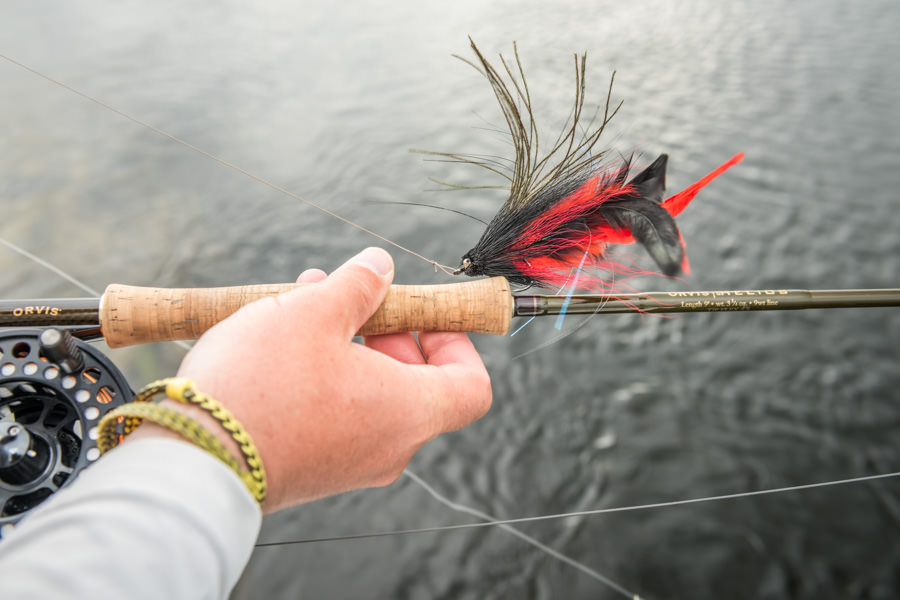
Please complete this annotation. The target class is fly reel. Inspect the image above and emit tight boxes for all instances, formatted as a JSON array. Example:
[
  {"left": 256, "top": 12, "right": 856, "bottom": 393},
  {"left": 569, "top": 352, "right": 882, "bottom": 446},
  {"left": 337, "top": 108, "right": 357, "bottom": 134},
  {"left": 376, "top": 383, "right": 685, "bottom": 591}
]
[{"left": 0, "top": 328, "right": 131, "bottom": 536}]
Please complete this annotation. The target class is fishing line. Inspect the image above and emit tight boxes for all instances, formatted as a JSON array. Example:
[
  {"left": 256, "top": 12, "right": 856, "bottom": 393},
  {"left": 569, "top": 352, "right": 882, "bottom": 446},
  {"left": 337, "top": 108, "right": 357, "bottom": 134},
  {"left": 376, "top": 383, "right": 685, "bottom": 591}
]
[
  {"left": 255, "top": 470, "right": 900, "bottom": 547},
  {"left": 0, "top": 235, "right": 193, "bottom": 352},
  {"left": 0, "top": 237, "right": 101, "bottom": 297},
  {"left": 510, "top": 279, "right": 568, "bottom": 336},
  {"left": 0, "top": 53, "right": 455, "bottom": 276},
  {"left": 509, "top": 261, "right": 615, "bottom": 358},
  {"left": 401, "top": 469, "right": 638, "bottom": 600},
  {"left": 370, "top": 201, "right": 489, "bottom": 225}
]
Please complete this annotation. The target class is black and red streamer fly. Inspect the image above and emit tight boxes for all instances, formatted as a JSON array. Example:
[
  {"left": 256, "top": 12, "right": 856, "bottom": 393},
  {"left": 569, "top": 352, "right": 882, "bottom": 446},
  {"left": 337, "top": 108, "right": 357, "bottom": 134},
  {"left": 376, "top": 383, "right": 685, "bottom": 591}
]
[{"left": 439, "top": 40, "right": 743, "bottom": 293}]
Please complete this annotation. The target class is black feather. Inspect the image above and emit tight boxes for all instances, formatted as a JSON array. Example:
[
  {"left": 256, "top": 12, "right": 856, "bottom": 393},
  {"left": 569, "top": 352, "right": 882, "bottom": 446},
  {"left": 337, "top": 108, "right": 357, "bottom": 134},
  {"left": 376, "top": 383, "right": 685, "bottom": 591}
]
[{"left": 597, "top": 198, "right": 685, "bottom": 276}]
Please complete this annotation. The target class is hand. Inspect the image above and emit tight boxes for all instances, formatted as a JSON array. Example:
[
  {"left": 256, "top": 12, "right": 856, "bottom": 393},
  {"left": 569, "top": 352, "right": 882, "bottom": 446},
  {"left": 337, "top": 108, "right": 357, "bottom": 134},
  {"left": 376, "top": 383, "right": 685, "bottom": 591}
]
[{"left": 133, "top": 248, "right": 492, "bottom": 513}]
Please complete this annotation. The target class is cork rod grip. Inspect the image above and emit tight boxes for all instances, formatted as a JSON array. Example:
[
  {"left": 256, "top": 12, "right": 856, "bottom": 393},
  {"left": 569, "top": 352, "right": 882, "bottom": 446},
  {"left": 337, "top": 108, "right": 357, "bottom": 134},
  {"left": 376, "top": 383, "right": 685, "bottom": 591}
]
[{"left": 99, "top": 277, "right": 514, "bottom": 348}]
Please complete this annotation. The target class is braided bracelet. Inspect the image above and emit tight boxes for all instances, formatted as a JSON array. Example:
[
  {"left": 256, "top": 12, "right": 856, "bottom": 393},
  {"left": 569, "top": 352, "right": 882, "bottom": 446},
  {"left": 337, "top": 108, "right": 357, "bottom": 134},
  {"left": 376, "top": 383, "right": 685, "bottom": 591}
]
[
  {"left": 98, "top": 403, "right": 242, "bottom": 473},
  {"left": 97, "top": 378, "right": 267, "bottom": 504}
]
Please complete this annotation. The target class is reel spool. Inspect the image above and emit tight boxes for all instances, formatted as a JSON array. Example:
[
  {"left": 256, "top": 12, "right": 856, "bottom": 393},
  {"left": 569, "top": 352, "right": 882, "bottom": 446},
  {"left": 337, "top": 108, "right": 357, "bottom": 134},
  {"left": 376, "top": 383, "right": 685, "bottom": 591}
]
[{"left": 0, "top": 328, "right": 131, "bottom": 537}]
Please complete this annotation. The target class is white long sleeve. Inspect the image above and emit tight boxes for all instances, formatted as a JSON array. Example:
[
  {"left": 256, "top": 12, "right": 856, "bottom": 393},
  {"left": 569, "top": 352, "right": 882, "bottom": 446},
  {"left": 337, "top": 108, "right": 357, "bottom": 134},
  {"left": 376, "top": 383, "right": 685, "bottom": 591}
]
[{"left": 0, "top": 437, "right": 262, "bottom": 600}]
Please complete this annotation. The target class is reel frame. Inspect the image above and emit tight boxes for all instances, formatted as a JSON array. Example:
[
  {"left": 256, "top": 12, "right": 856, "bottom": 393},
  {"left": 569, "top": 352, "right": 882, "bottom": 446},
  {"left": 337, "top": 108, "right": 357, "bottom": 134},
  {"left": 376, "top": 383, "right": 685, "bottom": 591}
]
[{"left": 0, "top": 329, "right": 131, "bottom": 536}]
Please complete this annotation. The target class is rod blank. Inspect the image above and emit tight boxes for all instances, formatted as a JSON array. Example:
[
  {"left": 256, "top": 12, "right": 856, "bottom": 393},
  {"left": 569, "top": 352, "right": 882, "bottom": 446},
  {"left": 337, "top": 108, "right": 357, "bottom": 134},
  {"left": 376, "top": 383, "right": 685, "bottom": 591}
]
[
  {"left": 1, "top": 280, "right": 898, "bottom": 348},
  {"left": 515, "top": 288, "right": 900, "bottom": 316}
]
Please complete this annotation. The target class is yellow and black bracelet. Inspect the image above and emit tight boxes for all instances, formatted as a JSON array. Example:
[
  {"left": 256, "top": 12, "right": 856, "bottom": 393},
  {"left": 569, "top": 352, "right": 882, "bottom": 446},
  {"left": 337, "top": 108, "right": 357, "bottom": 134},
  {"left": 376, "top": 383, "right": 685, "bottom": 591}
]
[
  {"left": 97, "top": 403, "right": 242, "bottom": 473},
  {"left": 97, "top": 378, "right": 267, "bottom": 504}
]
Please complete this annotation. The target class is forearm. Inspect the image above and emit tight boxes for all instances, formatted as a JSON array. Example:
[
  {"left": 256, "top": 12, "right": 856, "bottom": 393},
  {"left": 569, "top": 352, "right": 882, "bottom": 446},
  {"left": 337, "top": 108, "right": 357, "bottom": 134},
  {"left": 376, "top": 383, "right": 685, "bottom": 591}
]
[{"left": 0, "top": 438, "right": 261, "bottom": 600}]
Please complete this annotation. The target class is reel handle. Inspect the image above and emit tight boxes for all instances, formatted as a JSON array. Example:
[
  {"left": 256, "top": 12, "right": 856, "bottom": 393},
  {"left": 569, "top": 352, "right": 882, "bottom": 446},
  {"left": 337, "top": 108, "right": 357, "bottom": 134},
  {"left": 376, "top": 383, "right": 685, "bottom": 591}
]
[{"left": 99, "top": 277, "right": 514, "bottom": 348}]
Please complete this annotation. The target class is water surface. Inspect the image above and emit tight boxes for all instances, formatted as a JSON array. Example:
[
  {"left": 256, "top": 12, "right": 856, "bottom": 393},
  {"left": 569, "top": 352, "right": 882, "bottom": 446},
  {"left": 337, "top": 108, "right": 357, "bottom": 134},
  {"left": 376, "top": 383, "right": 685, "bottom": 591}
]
[{"left": 2, "top": 1, "right": 899, "bottom": 598}]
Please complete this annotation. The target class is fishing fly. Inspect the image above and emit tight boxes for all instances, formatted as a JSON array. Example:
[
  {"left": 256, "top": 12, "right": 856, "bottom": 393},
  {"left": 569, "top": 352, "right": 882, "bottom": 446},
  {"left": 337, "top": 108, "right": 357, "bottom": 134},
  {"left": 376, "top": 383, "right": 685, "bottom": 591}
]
[{"left": 438, "top": 40, "right": 744, "bottom": 293}]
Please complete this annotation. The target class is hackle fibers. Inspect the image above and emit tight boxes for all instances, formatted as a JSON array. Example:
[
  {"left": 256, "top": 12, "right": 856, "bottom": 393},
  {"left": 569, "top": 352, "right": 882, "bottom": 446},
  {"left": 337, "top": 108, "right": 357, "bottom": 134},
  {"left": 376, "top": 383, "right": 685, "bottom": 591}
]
[{"left": 435, "top": 39, "right": 743, "bottom": 293}]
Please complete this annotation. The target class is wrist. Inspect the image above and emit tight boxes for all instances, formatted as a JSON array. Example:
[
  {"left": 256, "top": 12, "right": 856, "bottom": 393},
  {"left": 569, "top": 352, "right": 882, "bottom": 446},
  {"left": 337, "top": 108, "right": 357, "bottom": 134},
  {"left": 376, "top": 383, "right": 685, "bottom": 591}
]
[
  {"left": 127, "top": 398, "right": 247, "bottom": 470},
  {"left": 100, "top": 378, "right": 267, "bottom": 506}
]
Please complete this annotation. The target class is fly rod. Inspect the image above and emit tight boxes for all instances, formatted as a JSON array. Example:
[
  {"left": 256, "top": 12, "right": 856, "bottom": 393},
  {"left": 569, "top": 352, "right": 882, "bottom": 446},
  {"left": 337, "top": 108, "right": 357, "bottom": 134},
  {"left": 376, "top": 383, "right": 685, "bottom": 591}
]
[{"left": 1, "top": 278, "right": 899, "bottom": 348}]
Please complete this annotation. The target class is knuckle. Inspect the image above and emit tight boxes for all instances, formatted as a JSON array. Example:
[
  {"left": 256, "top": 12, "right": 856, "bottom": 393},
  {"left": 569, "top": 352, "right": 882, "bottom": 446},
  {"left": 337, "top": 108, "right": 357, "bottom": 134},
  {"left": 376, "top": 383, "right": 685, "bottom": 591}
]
[
  {"left": 344, "top": 273, "right": 380, "bottom": 308},
  {"left": 474, "top": 369, "right": 493, "bottom": 418},
  {"left": 329, "top": 267, "right": 386, "bottom": 321},
  {"left": 372, "top": 465, "right": 405, "bottom": 488}
]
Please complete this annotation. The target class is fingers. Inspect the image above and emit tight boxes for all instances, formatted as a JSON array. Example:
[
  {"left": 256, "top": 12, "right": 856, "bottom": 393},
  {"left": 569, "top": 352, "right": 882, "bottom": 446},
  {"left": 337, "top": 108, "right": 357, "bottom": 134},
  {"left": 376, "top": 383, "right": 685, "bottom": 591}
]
[
  {"left": 290, "top": 253, "right": 492, "bottom": 433},
  {"left": 362, "top": 332, "right": 491, "bottom": 436},
  {"left": 416, "top": 332, "right": 493, "bottom": 433},
  {"left": 319, "top": 248, "right": 393, "bottom": 338},
  {"left": 282, "top": 248, "right": 394, "bottom": 339},
  {"left": 418, "top": 332, "right": 485, "bottom": 371},
  {"left": 365, "top": 332, "right": 484, "bottom": 369},
  {"left": 364, "top": 333, "right": 425, "bottom": 364},
  {"left": 296, "top": 268, "right": 327, "bottom": 284},
  {"left": 422, "top": 363, "right": 493, "bottom": 434}
]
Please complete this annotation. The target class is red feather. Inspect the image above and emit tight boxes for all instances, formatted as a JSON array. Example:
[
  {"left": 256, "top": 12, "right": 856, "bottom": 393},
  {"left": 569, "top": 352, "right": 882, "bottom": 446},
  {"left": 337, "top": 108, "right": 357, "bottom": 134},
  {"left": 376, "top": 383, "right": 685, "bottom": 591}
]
[
  {"left": 435, "top": 41, "right": 743, "bottom": 292},
  {"left": 662, "top": 152, "right": 745, "bottom": 218},
  {"left": 457, "top": 153, "right": 743, "bottom": 291}
]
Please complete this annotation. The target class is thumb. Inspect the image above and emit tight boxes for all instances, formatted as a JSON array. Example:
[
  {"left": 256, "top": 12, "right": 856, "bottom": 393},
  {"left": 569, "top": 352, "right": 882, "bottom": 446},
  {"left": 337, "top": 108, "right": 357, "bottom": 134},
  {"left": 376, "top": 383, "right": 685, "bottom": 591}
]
[{"left": 315, "top": 247, "right": 394, "bottom": 338}]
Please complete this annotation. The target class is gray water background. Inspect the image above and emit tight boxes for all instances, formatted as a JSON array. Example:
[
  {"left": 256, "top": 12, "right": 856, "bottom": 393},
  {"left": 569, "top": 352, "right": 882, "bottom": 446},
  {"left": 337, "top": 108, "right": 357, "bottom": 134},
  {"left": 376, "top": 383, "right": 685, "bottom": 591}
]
[{"left": 2, "top": 1, "right": 899, "bottom": 598}]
